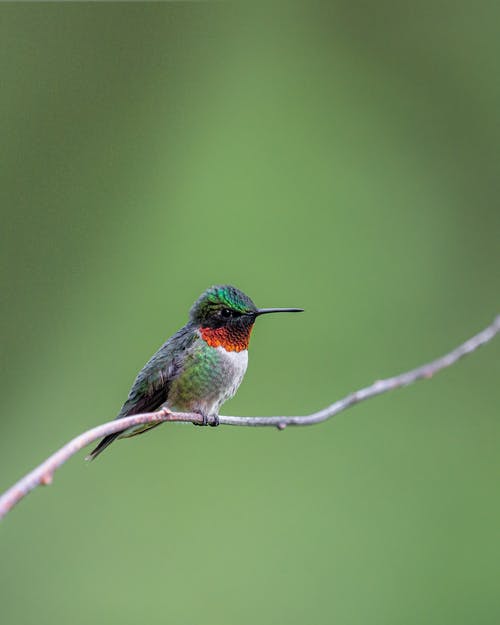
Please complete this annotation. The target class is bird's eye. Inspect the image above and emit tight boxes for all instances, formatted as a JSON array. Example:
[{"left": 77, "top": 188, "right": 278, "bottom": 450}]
[{"left": 220, "top": 308, "right": 232, "bottom": 318}]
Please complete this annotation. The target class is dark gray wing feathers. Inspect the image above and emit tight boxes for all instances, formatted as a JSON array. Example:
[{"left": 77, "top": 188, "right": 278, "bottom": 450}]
[{"left": 87, "top": 324, "right": 196, "bottom": 460}]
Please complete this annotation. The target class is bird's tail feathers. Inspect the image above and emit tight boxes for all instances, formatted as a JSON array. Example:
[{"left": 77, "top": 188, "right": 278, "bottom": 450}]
[
  {"left": 85, "top": 422, "right": 163, "bottom": 461},
  {"left": 85, "top": 432, "right": 121, "bottom": 461}
]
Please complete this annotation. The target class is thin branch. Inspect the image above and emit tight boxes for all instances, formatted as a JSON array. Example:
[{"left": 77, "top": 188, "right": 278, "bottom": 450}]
[{"left": 1, "top": 316, "right": 499, "bottom": 520}]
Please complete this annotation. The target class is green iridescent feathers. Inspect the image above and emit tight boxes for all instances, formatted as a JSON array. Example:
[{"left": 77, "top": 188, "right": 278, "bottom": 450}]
[{"left": 190, "top": 285, "right": 257, "bottom": 324}]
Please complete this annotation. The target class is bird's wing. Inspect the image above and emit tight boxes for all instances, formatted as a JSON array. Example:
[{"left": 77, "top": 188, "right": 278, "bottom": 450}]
[
  {"left": 87, "top": 327, "right": 196, "bottom": 460},
  {"left": 118, "top": 349, "right": 178, "bottom": 419}
]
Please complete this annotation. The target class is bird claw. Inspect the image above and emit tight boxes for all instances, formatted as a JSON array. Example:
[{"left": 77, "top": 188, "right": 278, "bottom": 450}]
[
  {"left": 193, "top": 413, "right": 209, "bottom": 426},
  {"left": 193, "top": 414, "right": 219, "bottom": 426}
]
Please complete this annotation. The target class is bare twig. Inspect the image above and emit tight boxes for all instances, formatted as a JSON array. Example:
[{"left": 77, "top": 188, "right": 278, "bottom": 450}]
[{"left": 1, "top": 316, "right": 498, "bottom": 520}]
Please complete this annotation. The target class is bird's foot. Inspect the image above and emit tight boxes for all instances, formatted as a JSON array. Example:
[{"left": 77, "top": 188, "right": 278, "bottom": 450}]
[
  {"left": 194, "top": 414, "right": 219, "bottom": 427},
  {"left": 193, "top": 413, "right": 209, "bottom": 426}
]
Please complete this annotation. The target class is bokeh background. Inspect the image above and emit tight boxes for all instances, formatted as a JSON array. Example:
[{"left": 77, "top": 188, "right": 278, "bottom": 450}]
[{"left": 1, "top": 4, "right": 499, "bottom": 625}]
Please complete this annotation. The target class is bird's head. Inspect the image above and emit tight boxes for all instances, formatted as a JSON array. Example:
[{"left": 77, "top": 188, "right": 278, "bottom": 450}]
[{"left": 190, "top": 285, "right": 303, "bottom": 352}]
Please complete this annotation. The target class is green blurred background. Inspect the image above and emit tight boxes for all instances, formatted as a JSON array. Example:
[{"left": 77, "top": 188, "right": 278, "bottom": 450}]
[{"left": 1, "top": 3, "right": 499, "bottom": 624}]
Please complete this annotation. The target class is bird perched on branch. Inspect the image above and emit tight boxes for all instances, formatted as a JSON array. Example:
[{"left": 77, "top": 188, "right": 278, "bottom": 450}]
[{"left": 87, "top": 285, "right": 303, "bottom": 459}]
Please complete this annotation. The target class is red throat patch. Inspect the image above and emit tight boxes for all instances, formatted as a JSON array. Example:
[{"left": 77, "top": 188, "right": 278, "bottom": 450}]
[{"left": 200, "top": 325, "right": 253, "bottom": 352}]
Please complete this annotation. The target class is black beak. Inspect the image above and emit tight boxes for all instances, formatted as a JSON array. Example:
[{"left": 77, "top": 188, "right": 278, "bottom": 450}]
[{"left": 254, "top": 307, "right": 304, "bottom": 316}]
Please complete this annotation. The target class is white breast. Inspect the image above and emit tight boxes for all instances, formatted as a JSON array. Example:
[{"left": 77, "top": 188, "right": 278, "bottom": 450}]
[{"left": 216, "top": 346, "right": 248, "bottom": 403}]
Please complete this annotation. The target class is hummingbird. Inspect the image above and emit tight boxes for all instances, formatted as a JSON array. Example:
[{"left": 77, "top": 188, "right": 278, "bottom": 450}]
[{"left": 87, "top": 285, "right": 303, "bottom": 459}]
